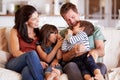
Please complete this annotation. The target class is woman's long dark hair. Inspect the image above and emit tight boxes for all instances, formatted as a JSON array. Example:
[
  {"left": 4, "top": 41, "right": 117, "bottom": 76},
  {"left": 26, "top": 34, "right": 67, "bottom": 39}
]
[{"left": 14, "top": 5, "right": 39, "bottom": 43}]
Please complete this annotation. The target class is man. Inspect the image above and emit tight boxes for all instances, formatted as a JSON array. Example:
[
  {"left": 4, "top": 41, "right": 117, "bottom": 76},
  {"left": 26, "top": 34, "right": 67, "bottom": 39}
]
[{"left": 60, "top": 2, "right": 107, "bottom": 80}]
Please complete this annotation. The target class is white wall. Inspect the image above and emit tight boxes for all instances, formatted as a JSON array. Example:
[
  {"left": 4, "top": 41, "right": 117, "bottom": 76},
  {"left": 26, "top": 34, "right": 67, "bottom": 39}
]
[
  {"left": 0, "top": 15, "right": 68, "bottom": 29},
  {"left": 102, "top": 28, "right": 120, "bottom": 69},
  {"left": 3, "top": 0, "right": 53, "bottom": 15}
]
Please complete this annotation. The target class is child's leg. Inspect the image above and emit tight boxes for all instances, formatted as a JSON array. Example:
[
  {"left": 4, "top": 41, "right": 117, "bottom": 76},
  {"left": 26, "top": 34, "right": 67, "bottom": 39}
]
[
  {"left": 84, "top": 74, "right": 94, "bottom": 80},
  {"left": 54, "top": 66, "right": 62, "bottom": 80},
  {"left": 84, "top": 54, "right": 99, "bottom": 74},
  {"left": 45, "top": 66, "right": 56, "bottom": 80},
  {"left": 46, "top": 67, "right": 61, "bottom": 80},
  {"left": 46, "top": 72, "right": 57, "bottom": 80},
  {"left": 94, "top": 69, "right": 104, "bottom": 80},
  {"left": 76, "top": 60, "right": 92, "bottom": 80}
]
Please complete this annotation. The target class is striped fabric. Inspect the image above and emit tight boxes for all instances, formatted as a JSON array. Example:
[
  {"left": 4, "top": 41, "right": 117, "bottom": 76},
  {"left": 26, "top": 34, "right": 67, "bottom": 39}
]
[{"left": 62, "top": 31, "right": 90, "bottom": 52}]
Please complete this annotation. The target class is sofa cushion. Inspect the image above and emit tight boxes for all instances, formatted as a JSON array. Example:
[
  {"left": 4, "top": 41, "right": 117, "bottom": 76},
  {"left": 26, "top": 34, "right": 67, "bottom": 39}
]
[
  {"left": 0, "top": 28, "right": 8, "bottom": 52},
  {"left": 0, "top": 50, "right": 11, "bottom": 68},
  {"left": 107, "top": 67, "right": 120, "bottom": 80},
  {"left": 0, "top": 67, "right": 22, "bottom": 80},
  {"left": 102, "top": 28, "right": 120, "bottom": 69},
  {"left": 5, "top": 27, "right": 12, "bottom": 53}
]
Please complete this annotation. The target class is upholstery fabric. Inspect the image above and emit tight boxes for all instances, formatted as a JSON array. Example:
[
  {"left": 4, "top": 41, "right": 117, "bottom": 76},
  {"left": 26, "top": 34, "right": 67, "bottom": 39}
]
[
  {"left": 0, "top": 50, "right": 10, "bottom": 67},
  {"left": 0, "top": 28, "right": 8, "bottom": 52},
  {"left": 0, "top": 67, "right": 22, "bottom": 80}
]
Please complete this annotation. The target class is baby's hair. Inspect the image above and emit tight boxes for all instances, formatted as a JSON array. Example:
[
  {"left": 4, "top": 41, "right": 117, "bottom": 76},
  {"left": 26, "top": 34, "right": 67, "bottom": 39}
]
[{"left": 80, "top": 21, "right": 95, "bottom": 36}]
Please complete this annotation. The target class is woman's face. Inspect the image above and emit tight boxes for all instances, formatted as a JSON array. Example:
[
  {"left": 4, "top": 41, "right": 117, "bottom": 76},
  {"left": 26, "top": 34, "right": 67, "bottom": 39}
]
[
  {"left": 27, "top": 11, "right": 39, "bottom": 28},
  {"left": 48, "top": 32, "right": 58, "bottom": 44}
]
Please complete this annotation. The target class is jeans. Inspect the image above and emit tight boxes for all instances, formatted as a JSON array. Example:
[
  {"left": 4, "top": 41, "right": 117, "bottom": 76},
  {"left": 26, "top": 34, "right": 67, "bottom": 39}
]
[
  {"left": 63, "top": 62, "right": 107, "bottom": 80},
  {"left": 71, "top": 53, "right": 99, "bottom": 76},
  {"left": 6, "top": 50, "right": 44, "bottom": 80},
  {"left": 45, "top": 65, "right": 62, "bottom": 74}
]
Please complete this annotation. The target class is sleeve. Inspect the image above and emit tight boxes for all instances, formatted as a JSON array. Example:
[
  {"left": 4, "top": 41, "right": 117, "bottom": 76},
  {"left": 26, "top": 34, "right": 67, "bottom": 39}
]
[
  {"left": 59, "top": 28, "right": 69, "bottom": 39},
  {"left": 61, "top": 39, "right": 69, "bottom": 52},
  {"left": 67, "top": 32, "right": 85, "bottom": 44},
  {"left": 93, "top": 27, "right": 106, "bottom": 41}
]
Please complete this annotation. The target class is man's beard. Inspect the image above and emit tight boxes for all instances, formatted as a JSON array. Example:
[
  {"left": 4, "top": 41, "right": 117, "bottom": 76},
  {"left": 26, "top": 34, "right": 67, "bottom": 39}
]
[{"left": 69, "top": 21, "right": 78, "bottom": 29}]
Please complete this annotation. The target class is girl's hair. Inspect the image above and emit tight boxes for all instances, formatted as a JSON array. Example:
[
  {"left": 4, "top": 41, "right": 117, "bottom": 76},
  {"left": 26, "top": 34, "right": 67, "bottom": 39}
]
[
  {"left": 60, "top": 2, "right": 78, "bottom": 17},
  {"left": 14, "top": 5, "right": 39, "bottom": 43},
  {"left": 39, "top": 24, "right": 58, "bottom": 46}
]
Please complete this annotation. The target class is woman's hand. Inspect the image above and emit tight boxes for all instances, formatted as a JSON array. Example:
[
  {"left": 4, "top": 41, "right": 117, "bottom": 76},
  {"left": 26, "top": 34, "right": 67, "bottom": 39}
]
[{"left": 40, "top": 61, "right": 48, "bottom": 69}]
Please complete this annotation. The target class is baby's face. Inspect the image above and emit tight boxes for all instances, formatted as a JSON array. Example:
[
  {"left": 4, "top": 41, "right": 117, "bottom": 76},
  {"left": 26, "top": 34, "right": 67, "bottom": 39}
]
[{"left": 72, "top": 22, "right": 81, "bottom": 34}]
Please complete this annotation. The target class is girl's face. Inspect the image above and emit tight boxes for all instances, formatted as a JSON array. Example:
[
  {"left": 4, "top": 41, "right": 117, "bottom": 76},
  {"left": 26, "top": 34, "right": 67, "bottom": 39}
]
[
  {"left": 26, "top": 11, "right": 39, "bottom": 28},
  {"left": 48, "top": 32, "right": 58, "bottom": 44}
]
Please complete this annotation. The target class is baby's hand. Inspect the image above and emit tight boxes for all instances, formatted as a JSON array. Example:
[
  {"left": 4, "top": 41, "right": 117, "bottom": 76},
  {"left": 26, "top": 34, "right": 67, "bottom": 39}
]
[
  {"left": 67, "top": 29, "right": 73, "bottom": 34},
  {"left": 74, "top": 44, "right": 86, "bottom": 57}
]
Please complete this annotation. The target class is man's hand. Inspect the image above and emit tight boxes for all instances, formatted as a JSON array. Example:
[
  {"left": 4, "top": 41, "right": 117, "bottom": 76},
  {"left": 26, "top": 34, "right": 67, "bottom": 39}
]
[
  {"left": 74, "top": 43, "right": 86, "bottom": 57},
  {"left": 87, "top": 49, "right": 98, "bottom": 62}
]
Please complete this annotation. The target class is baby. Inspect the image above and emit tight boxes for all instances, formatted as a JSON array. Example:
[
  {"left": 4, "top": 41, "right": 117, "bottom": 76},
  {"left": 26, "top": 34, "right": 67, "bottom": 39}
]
[{"left": 62, "top": 21, "right": 104, "bottom": 80}]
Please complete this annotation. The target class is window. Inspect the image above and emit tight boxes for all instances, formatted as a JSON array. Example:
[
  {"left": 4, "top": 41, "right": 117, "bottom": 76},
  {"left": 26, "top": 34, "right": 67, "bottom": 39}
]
[
  {"left": 77, "top": 0, "right": 120, "bottom": 27},
  {"left": 112, "top": 0, "right": 120, "bottom": 19},
  {"left": 0, "top": 0, "right": 6, "bottom": 15},
  {"left": 84, "top": 0, "right": 105, "bottom": 19}
]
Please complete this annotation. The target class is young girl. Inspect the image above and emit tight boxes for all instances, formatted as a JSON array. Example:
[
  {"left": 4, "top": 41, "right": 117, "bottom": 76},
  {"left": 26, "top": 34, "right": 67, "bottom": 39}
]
[{"left": 36, "top": 24, "right": 63, "bottom": 80}]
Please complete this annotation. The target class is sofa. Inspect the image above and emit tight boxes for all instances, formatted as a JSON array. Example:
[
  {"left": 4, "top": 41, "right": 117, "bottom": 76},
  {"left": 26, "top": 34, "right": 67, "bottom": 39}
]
[
  {"left": 0, "top": 27, "right": 120, "bottom": 80},
  {"left": 0, "top": 27, "right": 22, "bottom": 80}
]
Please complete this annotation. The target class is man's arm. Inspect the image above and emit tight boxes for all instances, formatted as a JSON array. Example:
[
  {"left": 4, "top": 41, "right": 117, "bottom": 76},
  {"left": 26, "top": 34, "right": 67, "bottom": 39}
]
[
  {"left": 88, "top": 27, "right": 105, "bottom": 60},
  {"left": 91, "top": 39, "right": 105, "bottom": 57},
  {"left": 62, "top": 47, "right": 76, "bottom": 62},
  {"left": 62, "top": 44, "right": 86, "bottom": 61}
]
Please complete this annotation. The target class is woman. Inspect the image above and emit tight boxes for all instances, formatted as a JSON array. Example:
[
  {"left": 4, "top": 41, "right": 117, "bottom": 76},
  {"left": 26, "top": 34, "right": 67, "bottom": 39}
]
[{"left": 5, "top": 5, "right": 47, "bottom": 80}]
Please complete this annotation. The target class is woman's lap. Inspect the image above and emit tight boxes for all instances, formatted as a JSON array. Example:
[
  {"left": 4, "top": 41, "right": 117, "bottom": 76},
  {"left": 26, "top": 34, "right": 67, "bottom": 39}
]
[{"left": 6, "top": 50, "right": 44, "bottom": 80}]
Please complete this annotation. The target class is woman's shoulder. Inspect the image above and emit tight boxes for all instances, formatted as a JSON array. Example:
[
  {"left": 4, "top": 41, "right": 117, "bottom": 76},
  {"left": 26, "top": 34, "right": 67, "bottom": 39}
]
[
  {"left": 10, "top": 28, "right": 21, "bottom": 38},
  {"left": 11, "top": 28, "right": 17, "bottom": 34}
]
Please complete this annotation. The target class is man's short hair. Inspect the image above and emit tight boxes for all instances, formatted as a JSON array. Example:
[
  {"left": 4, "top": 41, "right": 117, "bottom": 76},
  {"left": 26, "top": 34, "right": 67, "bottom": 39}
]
[{"left": 60, "top": 2, "right": 78, "bottom": 17}]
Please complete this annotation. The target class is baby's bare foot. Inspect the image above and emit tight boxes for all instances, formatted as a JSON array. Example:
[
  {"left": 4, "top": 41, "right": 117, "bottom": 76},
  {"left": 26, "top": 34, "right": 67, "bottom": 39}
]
[{"left": 94, "top": 74, "right": 104, "bottom": 80}]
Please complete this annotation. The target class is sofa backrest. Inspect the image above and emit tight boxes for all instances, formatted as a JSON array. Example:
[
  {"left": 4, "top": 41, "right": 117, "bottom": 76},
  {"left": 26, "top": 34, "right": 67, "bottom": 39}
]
[{"left": 102, "top": 28, "right": 120, "bottom": 70}]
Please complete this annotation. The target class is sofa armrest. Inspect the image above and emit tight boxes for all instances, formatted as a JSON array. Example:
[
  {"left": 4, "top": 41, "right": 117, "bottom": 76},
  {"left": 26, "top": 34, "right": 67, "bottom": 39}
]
[{"left": 0, "top": 50, "right": 11, "bottom": 68}]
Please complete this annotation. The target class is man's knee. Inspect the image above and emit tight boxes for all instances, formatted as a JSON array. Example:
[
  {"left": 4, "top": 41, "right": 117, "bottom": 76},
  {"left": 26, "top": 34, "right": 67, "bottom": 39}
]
[
  {"left": 63, "top": 62, "right": 83, "bottom": 80},
  {"left": 63, "top": 62, "right": 77, "bottom": 70},
  {"left": 97, "top": 62, "right": 107, "bottom": 76}
]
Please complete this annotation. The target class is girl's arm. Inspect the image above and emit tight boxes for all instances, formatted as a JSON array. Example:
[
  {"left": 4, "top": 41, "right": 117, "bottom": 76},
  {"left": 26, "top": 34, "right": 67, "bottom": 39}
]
[
  {"left": 37, "top": 41, "right": 62, "bottom": 63},
  {"left": 51, "top": 49, "right": 62, "bottom": 67},
  {"left": 10, "top": 28, "right": 24, "bottom": 57},
  {"left": 56, "top": 49, "right": 62, "bottom": 60}
]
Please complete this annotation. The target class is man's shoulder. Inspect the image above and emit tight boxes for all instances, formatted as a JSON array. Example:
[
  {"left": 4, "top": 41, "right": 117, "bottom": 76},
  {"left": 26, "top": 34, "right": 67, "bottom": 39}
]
[
  {"left": 59, "top": 28, "right": 69, "bottom": 38},
  {"left": 94, "top": 26, "right": 101, "bottom": 30},
  {"left": 60, "top": 28, "right": 69, "bottom": 32}
]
